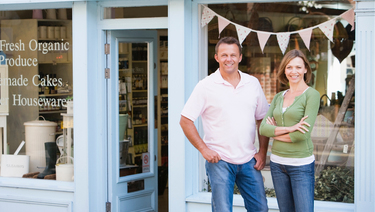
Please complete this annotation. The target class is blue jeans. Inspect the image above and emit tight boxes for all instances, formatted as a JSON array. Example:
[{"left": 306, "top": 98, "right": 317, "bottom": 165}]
[
  {"left": 270, "top": 161, "right": 315, "bottom": 212},
  {"left": 205, "top": 158, "right": 268, "bottom": 212}
]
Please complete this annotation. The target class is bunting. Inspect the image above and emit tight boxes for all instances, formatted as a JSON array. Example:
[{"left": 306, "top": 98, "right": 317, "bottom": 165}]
[
  {"left": 257, "top": 31, "right": 271, "bottom": 53},
  {"left": 201, "top": 6, "right": 215, "bottom": 27},
  {"left": 319, "top": 19, "right": 336, "bottom": 43},
  {"left": 218, "top": 16, "right": 231, "bottom": 37},
  {"left": 299, "top": 29, "right": 313, "bottom": 50},
  {"left": 277, "top": 33, "right": 291, "bottom": 55},
  {"left": 235, "top": 24, "right": 252, "bottom": 44},
  {"left": 201, "top": 5, "right": 355, "bottom": 54},
  {"left": 341, "top": 8, "right": 355, "bottom": 31}
]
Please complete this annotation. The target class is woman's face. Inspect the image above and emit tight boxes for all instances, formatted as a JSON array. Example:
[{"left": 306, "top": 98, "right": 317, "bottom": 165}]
[{"left": 284, "top": 57, "right": 307, "bottom": 85}]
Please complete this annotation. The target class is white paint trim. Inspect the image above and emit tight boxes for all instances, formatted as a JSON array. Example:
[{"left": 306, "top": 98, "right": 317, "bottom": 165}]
[
  {"left": 168, "top": 0, "right": 187, "bottom": 211},
  {"left": 354, "top": 1, "right": 375, "bottom": 212}
]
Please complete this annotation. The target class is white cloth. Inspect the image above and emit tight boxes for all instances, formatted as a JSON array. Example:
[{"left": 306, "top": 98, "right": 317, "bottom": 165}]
[{"left": 181, "top": 69, "right": 269, "bottom": 164}]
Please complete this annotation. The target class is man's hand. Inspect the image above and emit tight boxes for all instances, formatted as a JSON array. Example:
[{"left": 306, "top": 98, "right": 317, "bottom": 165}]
[
  {"left": 201, "top": 147, "right": 221, "bottom": 163},
  {"left": 253, "top": 152, "right": 267, "bottom": 171}
]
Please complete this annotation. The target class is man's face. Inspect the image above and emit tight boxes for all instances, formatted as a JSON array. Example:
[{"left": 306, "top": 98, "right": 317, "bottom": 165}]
[{"left": 214, "top": 43, "right": 242, "bottom": 74}]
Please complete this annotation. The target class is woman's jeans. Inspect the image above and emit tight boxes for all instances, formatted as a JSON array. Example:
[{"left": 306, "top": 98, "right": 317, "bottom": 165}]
[
  {"left": 205, "top": 158, "right": 268, "bottom": 212},
  {"left": 270, "top": 161, "right": 315, "bottom": 212}
]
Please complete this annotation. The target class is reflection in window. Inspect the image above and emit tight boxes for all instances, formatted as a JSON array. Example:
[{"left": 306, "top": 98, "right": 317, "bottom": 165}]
[
  {"left": 205, "top": 1, "right": 355, "bottom": 203},
  {"left": 0, "top": 9, "right": 73, "bottom": 181}
]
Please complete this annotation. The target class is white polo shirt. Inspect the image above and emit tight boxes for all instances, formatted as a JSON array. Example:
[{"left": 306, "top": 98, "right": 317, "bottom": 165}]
[{"left": 181, "top": 69, "right": 269, "bottom": 164}]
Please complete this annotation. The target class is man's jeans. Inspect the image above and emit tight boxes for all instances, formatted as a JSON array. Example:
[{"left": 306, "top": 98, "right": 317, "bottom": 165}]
[
  {"left": 205, "top": 158, "right": 268, "bottom": 212},
  {"left": 270, "top": 161, "right": 315, "bottom": 212}
]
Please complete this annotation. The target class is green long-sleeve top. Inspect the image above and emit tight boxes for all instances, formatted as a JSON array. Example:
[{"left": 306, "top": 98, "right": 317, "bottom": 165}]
[{"left": 259, "top": 87, "right": 320, "bottom": 158}]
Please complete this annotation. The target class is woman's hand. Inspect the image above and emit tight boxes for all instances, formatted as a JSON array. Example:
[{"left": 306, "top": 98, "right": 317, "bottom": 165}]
[
  {"left": 266, "top": 117, "right": 277, "bottom": 126},
  {"left": 289, "top": 115, "right": 310, "bottom": 134}
]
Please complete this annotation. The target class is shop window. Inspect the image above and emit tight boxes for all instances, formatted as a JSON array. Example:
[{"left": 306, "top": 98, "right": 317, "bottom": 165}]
[
  {"left": 103, "top": 6, "right": 168, "bottom": 19},
  {"left": 203, "top": 1, "right": 355, "bottom": 203},
  {"left": 0, "top": 9, "right": 73, "bottom": 181}
]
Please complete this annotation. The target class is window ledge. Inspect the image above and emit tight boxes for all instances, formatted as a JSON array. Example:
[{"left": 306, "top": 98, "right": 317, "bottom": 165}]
[
  {"left": 0, "top": 177, "right": 74, "bottom": 192},
  {"left": 186, "top": 192, "right": 354, "bottom": 212}
]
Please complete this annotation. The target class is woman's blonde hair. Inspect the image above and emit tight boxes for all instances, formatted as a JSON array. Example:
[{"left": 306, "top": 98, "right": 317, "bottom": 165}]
[{"left": 277, "top": 49, "right": 312, "bottom": 85}]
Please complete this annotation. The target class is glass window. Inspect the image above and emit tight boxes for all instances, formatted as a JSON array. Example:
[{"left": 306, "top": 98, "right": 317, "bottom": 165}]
[
  {"left": 103, "top": 6, "right": 168, "bottom": 19},
  {"left": 0, "top": 9, "right": 73, "bottom": 181},
  {"left": 118, "top": 42, "right": 150, "bottom": 177},
  {"left": 204, "top": 1, "right": 355, "bottom": 203}
]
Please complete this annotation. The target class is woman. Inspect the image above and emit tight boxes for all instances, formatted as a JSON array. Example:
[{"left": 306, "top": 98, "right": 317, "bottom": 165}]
[{"left": 259, "top": 49, "right": 320, "bottom": 212}]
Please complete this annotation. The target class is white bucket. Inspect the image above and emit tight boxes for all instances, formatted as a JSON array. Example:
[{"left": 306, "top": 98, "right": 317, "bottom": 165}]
[
  {"left": 56, "top": 156, "right": 74, "bottom": 181},
  {"left": 24, "top": 117, "right": 57, "bottom": 173}
]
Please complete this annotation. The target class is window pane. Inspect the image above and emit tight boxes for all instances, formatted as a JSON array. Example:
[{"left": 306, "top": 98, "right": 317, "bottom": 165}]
[
  {"left": 119, "top": 42, "right": 150, "bottom": 177},
  {"left": 0, "top": 9, "right": 73, "bottom": 181},
  {"left": 205, "top": 1, "right": 354, "bottom": 203},
  {"left": 103, "top": 6, "right": 168, "bottom": 19}
]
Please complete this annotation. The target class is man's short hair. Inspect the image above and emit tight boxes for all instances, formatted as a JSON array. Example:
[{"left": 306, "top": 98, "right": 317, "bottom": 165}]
[{"left": 215, "top": 37, "right": 242, "bottom": 55}]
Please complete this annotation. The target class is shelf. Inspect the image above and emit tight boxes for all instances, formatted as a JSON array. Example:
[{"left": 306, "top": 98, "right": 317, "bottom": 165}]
[
  {"left": 39, "top": 93, "right": 72, "bottom": 97},
  {"left": 133, "top": 105, "right": 147, "bottom": 108},
  {"left": 119, "top": 69, "right": 131, "bottom": 72},
  {"left": 39, "top": 110, "right": 67, "bottom": 114},
  {"left": 133, "top": 90, "right": 147, "bottom": 93},
  {"left": 39, "top": 61, "right": 71, "bottom": 64},
  {"left": 133, "top": 124, "right": 147, "bottom": 127},
  {"left": 132, "top": 60, "right": 147, "bottom": 63},
  {"left": 38, "top": 38, "right": 70, "bottom": 41}
]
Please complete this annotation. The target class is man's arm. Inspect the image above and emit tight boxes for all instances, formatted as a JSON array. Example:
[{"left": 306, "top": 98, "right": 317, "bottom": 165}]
[
  {"left": 253, "top": 119, "right": 270, "bottom": 170},
  {"left": 179, "top": 115, "right": 221, "bottom": 163}
]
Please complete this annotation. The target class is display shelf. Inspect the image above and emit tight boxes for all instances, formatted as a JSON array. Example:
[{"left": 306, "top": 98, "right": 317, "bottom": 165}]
[
  {"left": 39, "top": 110, "right": 67, "bottom": 114},
  {"left": 133, "top": 124, "right": 147, "bottom": 127},
  {"left": 39, "top": 93, "right": 73, "bottom": 97},
  {"left": 39, "top": 61, "right": 71, "bottom": 65}
]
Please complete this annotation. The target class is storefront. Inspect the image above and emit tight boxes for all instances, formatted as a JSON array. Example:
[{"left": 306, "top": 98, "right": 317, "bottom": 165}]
[{"left": 0, "top": 0, "right": 373, "bottom": 212}]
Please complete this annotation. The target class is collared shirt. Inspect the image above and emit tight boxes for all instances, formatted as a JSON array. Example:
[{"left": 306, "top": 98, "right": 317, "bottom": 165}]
[{"left": 181, "top": 69, "right": 269, "bottom": 164}]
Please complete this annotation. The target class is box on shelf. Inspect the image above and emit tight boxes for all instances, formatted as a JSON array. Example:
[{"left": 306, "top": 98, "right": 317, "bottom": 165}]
[{"left": 1, "top": 155, "right": 30, "bottom": 177}]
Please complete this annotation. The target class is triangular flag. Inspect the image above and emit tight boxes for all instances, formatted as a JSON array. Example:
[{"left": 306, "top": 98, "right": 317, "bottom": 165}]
[
  {"left": 218, "top": 16, "right": 231, "bottom": 37},
  {"left": 276, "top": 33, "right": 290, "bottom": 54},
  {"left": 235, "top": 24, "right": 251, "bottom": 45},
  {"left": 201, "top": 6, "right": 216, "bottom": 27},
  {"left": 341, "top": 8, "right": 355, "bottom": 31},
  {"left": 319, "top": 19, "right": 336, "bottom": 43},
  {"left": 257, "top": 31, "right": 271, "bottom": 53},
  {"left": 298, "top": 28, "right": 313, "bottom": 50}
]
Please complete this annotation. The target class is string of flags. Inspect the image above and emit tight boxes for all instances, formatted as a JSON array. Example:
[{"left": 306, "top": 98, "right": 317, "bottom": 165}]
[{"left": 201, "top": 5, "right": 355, "bottom": 54}]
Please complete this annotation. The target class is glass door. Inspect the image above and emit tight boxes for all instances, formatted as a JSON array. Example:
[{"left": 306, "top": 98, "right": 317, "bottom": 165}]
[{"left": 107, "top": 30, "right": 158, "bottom": 212}]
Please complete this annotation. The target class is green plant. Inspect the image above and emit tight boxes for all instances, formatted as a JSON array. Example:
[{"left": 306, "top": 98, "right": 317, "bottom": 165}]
[
  {"left": 265, "top": 187, "right": 276, "bottom": 197},
  {"left": 314, "top": 166, "right": 354, "bottom": 203},
  {"left": 203, "top": 179, "right": 275, "bottom": 197}
]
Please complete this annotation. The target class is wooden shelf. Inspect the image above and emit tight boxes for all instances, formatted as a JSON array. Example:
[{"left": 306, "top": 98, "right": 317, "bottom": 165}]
[
  {"left": 39, "top": 93, "right": 72, "bottom": 97},
  {"left": 133, "top": 124, "right": 147, "bottom": 127},
  {"left": 39, "top": 110, "right": 67, "bottom": 114}
]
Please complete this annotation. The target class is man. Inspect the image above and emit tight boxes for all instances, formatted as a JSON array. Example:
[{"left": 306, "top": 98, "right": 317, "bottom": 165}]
[{"left": 180, "top": 37, "right": 269, "bottom": 212}]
